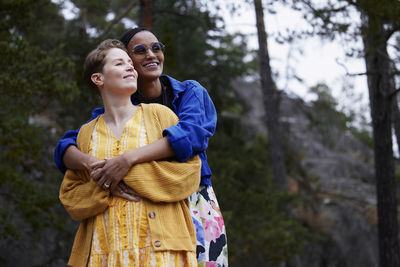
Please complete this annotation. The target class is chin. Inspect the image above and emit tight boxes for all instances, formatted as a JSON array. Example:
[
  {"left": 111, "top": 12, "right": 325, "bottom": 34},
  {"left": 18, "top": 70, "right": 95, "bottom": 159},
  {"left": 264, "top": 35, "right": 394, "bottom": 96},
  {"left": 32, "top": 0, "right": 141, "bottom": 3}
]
[{"left": 141, "top": 70, "right": 163, "bottom": 80}]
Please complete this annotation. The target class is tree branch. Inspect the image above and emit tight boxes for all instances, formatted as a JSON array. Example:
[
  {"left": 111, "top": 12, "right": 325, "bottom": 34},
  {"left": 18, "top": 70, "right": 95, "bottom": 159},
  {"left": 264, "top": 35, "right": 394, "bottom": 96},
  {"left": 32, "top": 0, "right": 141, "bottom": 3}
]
[
  {"left": 335, "top": 58, "right": 368, "bottom": 76},
  {"left": 98, "top": 0, "right": 138, "bottom": 39},
  {"left": 301, "top": 0, "right": 349, "bottom": 15},
  {"left": 389, "top": 88, "right": 400, "bottom": 99},
  {"left": 385, "top": 22, "right": 400, "bottom": 41},
  {"left": 343, "top": 0, "right": 359, "bottom": 8}
]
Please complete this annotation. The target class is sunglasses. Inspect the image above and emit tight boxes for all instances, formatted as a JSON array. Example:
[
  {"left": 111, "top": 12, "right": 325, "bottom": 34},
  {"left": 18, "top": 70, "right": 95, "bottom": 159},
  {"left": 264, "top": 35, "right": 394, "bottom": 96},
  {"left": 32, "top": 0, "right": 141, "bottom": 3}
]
[{"left": 130, "top": 42, "right": 165, "bottom": 57}]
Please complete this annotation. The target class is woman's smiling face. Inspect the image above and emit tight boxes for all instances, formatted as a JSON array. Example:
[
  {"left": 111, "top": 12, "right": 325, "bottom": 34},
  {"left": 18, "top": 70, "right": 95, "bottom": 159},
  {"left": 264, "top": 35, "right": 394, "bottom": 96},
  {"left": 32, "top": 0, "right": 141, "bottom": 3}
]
[
  {"left": 127, "top": 31, "right": 164, "bottom": 81},
  {"left": 100, "top": 48, "right": 137, "bottom": 95}
]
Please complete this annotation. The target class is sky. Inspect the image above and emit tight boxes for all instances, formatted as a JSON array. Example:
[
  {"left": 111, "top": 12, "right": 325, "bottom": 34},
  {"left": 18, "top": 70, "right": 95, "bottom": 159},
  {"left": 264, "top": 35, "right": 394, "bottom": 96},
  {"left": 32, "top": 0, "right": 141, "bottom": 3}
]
[
  {"left": 215, "top": 0, "right": 400, "bottom": 154},
  {"left": 213, "top": 1, "right": 370, "bottom": 125}
]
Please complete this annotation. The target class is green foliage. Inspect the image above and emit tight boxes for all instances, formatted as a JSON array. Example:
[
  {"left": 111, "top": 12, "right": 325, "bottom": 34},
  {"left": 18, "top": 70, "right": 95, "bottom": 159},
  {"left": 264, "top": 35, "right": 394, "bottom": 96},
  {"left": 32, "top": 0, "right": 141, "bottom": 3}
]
[
  {"left": 349, "top": 126, "right": 374, "bottom": 149},
  {"left": 0, "top": 0, "right": 80, "bottom": 263},
  {"left": 153, "top": 0, "right": 249, "bottom": 114},
  {"left": 307, "top": 83, "right": 350, "bottom": 146},
  {"left": 0, "top": 39, "right": 77, "bottom": 112},
  {"left": 209, "top": 128, "right": 312, "bottom": 265},
  {"left": 307, "top": 83, "right": 374, "bottom": 149}
]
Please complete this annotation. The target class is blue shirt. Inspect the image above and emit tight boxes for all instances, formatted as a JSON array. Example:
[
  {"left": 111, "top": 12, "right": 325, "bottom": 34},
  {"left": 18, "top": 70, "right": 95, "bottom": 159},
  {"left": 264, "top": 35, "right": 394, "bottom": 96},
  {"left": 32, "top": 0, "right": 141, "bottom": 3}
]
[{"left": 53, "top": 75, "right": 217, "bottom": 185}]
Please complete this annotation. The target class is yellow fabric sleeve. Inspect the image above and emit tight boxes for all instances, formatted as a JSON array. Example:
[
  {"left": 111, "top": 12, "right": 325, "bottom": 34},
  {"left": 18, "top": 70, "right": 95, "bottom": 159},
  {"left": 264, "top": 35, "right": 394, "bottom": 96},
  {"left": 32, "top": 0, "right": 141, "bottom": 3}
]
[
  {"left": 59, "top": 169, "right": 110, "bottom": 221},
  {"left": 123, "top": 104, "right": 201, "bottom": 202},
  {"left": 59, "top": 118, "right": 110, "bottom": 221}
]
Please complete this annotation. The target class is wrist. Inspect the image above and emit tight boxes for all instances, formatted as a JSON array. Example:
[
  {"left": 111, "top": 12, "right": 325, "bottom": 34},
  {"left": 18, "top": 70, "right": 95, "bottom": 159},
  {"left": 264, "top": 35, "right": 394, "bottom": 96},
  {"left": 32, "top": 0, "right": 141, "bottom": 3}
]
[
  {"left": 84, "top": 156, "right": 96, "bottom": 172},
  {"left": 122, "top": 150, "right": 137, "bottom": 167}
]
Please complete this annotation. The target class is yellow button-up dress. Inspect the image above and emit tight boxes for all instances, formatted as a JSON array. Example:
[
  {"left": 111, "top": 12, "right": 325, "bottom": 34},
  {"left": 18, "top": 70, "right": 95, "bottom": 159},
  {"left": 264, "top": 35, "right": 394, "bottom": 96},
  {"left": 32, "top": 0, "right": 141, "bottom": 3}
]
[{"left": 87, "top": 107, "right": 197, "bottom": 267}]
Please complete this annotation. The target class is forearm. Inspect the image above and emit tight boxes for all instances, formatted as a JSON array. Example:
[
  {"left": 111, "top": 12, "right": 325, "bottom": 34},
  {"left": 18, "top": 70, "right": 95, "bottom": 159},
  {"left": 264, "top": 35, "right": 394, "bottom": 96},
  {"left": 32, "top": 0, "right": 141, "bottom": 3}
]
[
  {"left": 90, "top": 137, "right": 176, "bottom": 189},
  {"left": 63, "top": 145, "right": 97, "bottom": 171},
  {"left": 123, "top": 156, "right": 201, "bottom": 202},
  {"left": 123, "top": 137, "right": 175, "bottom": 166}
]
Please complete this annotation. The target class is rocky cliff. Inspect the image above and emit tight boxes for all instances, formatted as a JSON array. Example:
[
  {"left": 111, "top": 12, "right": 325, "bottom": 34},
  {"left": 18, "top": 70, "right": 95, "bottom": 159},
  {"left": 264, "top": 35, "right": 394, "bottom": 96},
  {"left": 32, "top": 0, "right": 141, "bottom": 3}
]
[{"left": 235, "top": 80, "right": 379, "bottom": 267}]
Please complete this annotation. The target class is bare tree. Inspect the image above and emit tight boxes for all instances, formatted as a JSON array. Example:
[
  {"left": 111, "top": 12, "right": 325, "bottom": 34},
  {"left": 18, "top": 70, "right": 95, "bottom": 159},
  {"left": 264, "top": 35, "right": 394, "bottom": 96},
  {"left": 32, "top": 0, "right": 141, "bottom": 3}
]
[
  {"left": 360, "top": 6, "right": 400, "bottom": 266},
  {"left": 254, "top": 0, "right": 288, "bottom": 189},
  {"left": 287, "top": 1, "right": 400, "bottom": 265}
]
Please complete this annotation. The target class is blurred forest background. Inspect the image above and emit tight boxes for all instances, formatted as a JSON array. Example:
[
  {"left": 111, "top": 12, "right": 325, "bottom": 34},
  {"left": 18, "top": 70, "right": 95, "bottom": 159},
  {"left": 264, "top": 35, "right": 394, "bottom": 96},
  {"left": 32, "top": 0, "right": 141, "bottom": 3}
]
[{"left": 1, "top": 0, "right": 400, "bottom": 266}]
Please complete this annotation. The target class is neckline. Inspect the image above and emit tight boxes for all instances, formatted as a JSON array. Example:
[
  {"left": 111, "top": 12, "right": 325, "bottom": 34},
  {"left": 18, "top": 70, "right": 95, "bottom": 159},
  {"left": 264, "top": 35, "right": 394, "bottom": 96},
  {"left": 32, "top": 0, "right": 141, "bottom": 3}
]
[
  {"left": 135, "top": 80, "right": 167, "bottom": 103},
  {"left": 100, "top": 107, "right": 141, "bottom": 140}
]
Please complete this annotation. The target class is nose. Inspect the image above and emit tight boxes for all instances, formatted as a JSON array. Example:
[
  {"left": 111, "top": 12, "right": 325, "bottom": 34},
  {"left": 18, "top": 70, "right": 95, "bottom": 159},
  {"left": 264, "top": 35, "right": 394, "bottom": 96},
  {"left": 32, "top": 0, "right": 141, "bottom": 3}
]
[
  {"left": 126, "top": 63, "right": 134, "bottom": 71},
  {"left": 145, "top": 48, "right": 156, "bottom": 58}
]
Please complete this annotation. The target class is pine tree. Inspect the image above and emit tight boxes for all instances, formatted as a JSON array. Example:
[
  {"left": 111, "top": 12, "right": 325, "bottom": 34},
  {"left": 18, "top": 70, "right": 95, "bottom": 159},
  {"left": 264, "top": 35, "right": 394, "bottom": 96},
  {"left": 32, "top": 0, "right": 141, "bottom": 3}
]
[{"left": 285, "top": 0, "right": 400, "bottom": 265}]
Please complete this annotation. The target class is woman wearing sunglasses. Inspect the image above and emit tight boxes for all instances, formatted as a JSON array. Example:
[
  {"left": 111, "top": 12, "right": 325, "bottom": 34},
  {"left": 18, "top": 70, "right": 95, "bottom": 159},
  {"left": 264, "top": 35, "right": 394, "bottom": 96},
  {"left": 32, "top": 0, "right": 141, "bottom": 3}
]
[
  {"left": 60, "top": 39, "right": 200, "bottom": 266},
  {"left": 55, "top": 28, "right": 228, "bottom": 266}
]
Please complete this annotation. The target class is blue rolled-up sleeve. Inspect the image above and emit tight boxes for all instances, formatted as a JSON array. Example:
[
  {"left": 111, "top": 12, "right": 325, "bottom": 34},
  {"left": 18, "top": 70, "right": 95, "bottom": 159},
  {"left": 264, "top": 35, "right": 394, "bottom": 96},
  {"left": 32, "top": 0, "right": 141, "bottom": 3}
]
[
  {"left": 163, "top": 81, "right": 217, "bottom": 162},
  {"left": 54, "top": 129, "right": 80, "bottom": 173},
  {"left": 54, "top": 106, "right": 105, "bottom": 173}
]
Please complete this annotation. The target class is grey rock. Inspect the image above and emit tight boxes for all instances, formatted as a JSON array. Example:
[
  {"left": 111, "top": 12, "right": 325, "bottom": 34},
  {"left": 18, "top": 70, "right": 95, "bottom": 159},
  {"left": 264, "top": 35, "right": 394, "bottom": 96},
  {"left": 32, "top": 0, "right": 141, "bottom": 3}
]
[{"left": 235, "top": 80, "right": 379, "bottom": 267}]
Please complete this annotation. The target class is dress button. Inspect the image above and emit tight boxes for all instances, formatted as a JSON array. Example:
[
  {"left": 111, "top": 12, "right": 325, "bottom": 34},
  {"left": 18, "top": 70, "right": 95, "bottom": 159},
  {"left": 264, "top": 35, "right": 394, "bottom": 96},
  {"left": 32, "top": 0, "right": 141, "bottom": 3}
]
[
  {"left": 148, "top": 212, "right": 156, "bottom": 218},
  {"left": 154, "top": 240, "right": 161, "bottom": 247}
]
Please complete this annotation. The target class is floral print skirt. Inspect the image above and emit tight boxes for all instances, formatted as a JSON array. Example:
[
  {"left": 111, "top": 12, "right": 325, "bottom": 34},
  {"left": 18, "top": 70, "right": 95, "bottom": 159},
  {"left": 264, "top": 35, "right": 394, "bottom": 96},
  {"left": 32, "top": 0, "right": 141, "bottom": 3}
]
[{"left": 188, "top": 185, "right": 228, "bottom": 266}]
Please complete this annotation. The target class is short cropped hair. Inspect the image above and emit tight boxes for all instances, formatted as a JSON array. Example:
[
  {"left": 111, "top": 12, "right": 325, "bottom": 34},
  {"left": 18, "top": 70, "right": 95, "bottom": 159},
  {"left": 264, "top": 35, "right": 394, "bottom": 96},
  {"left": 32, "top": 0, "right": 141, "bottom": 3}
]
[{"left": 83, "top": 39, "right": 127, "bottom": 94}]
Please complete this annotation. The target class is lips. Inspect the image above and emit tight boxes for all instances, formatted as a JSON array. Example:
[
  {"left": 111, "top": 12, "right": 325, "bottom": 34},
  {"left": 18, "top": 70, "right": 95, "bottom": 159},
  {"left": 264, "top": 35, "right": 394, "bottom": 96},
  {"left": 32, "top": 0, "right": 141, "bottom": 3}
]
[
  {"left": 143, "top": 62, "right": 159, "bottom": 68},
  {"left": 123, "top": 74, "right": 136, "bottom": 79}
]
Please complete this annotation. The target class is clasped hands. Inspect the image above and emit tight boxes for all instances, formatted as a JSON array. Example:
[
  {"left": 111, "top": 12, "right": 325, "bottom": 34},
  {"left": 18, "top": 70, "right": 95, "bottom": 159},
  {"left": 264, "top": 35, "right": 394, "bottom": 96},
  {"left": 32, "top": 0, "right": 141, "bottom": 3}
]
[{"left": 88, "top": 154, "right": 142, "bottom": 202}]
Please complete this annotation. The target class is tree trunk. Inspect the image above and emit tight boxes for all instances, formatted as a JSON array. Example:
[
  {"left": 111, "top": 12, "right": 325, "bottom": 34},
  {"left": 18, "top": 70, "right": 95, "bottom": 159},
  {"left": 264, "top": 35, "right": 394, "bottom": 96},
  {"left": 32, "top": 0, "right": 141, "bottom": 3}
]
[
  {"left": 254, "top": 0, "right": 288, "bottom": 189},
  {"left": 361, "top": 10, "right": 400, "bottom": 267},
  {"left": 139, "top": 0, "right": 155, "bottom": 30},
  {"left": 390, "top": 77, "right": 400, "bottom": 156},
  {"left": 80, "top": 0, "right": 88, "bottom": 33},
  {"left": 254, "top": 3, "right": 300, "bottom": 266}
]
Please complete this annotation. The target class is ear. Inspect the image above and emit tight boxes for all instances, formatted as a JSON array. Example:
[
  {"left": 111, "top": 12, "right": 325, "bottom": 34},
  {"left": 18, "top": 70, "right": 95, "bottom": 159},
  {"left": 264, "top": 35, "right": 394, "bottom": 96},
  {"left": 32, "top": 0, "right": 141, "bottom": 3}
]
[{"left": 91, "top": 73, "right": 104, "bottom": 88}]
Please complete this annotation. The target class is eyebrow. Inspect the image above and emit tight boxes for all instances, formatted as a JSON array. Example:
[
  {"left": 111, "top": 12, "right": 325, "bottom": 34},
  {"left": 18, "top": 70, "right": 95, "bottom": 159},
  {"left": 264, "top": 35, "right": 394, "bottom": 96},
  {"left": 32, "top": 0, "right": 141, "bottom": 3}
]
[
  {"left": 111, "top": 58, "right": 132, "bottom": 63},
  {"left": 133, "top": 42, "right": 157, "bottom": 47}
]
